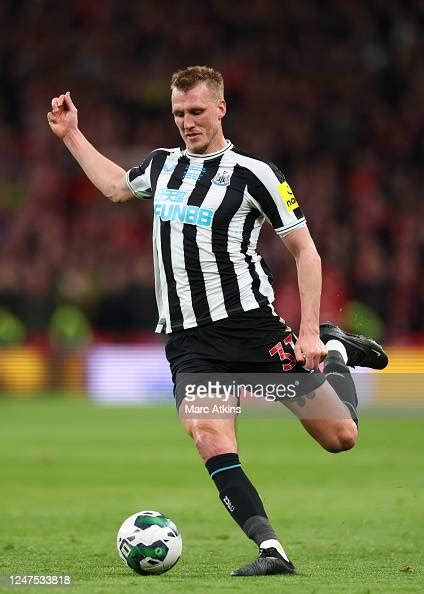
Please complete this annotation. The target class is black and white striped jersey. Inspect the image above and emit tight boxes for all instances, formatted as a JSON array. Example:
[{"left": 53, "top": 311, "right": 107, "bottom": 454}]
[{"left": 126, "top": 141, "right": 306, "bottom": 334}]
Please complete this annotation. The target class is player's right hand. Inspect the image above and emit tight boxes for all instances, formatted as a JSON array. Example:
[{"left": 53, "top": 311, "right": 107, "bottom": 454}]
[{"left": 47, "top": 91, "right": 78, "bottom": 139}]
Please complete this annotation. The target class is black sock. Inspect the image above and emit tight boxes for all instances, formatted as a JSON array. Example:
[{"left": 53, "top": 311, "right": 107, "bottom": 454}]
[
  {"left": 205, "top": 452, "right": 278, "bottom": 545},
  {"left": 324, "top": 351, "right": 359, "bottom": 426}
]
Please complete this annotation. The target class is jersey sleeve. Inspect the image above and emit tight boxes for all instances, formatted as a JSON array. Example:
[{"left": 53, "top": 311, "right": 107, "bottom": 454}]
[
  {"left": 246, "top": 162, "right": 306, "bottom": 237},
  {"left": 126, "top": 151, "right": 156, "bottom": 199}
]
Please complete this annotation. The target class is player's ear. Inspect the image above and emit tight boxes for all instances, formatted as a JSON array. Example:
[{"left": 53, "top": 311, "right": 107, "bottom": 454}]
[{"left": 217, "top": 98, "right": 226, "bottom": 120}]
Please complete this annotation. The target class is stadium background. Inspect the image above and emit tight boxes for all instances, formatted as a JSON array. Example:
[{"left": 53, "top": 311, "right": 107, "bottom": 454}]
[
  {"left": 0, "top": 0, "right": 423, "bottom": 401},
  {"left": 1, "top": 2, "right": 424, "bottom": 592}
]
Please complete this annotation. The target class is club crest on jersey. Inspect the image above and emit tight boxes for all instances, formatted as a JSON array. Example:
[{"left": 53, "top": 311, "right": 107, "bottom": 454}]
[
  {"left": 278, "top": 181, "right": 299, "bottom": 212},
  {"left": 212, "top": 170, "right": 231, "bottom": 186}
]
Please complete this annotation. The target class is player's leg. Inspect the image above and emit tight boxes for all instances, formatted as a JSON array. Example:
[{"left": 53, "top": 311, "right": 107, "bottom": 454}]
[
  {"left": 165, "top": 322, "right": 296, "bottom": 576},
  {"left": 283, "top": 381, "right": 358, "bottom": 452},
  {"left": 284, "top": 321, "right": 388, "bottom": 451},
  {"left": 179, "top": 407, "right": 295, "bottom": 576},
  {"left": 180, "top": 415, "right": 237, "bottom": 461},
  {"left": 320, "top": 322, "right": 387, "bottom": 429}
]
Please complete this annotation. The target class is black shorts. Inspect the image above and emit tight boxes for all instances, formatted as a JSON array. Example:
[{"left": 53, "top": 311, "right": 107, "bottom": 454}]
[{"left": 165, "top": 305, "right": 326, "bottom": 409}]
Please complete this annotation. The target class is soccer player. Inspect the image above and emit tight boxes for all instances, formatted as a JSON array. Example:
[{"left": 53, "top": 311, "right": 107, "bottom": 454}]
[{"left": 47, "top": 66, "right": 388, "bottom": 576}]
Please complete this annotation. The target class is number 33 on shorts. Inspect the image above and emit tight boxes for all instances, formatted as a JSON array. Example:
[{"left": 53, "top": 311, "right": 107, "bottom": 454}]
[{"left": 269, "top": 334, "right": 297, "bottom": 371}]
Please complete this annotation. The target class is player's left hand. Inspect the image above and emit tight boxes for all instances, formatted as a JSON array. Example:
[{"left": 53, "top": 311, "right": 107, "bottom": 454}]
[{"left": 294, "top": 333, "right": 327, "bottom": 371}]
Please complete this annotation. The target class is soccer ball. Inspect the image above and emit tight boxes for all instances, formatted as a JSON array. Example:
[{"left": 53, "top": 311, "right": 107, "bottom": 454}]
[{"left": 117, "top": 510, "right": 182, "bottom": 575}]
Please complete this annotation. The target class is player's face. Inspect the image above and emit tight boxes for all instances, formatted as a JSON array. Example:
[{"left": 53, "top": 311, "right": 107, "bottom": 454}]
[{"left": 171, "top": 83, "right": 226, "bottom": 154}]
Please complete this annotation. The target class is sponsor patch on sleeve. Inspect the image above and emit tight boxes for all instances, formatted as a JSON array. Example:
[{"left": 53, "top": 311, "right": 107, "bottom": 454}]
[{"left": 278, "top": 181, "right": 299, "bottom": 212}]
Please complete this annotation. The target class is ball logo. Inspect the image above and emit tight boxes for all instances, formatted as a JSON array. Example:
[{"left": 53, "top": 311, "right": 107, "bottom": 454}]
[{"left": 277, "top": 181, "right": 299, "bottom": 212}]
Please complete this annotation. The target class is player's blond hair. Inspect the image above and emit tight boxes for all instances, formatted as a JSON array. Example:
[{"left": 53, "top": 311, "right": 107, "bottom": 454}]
[{"left": 170, "top": 66, "right": 224, "bottom": 100}]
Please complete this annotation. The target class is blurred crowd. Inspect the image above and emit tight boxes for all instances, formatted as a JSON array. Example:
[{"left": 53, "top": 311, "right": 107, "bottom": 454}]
[{"left": 0, "top": 0, "right": 423, "bottom": 345}]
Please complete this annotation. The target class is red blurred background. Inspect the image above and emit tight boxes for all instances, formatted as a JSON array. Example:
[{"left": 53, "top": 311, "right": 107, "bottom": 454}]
[{"left": 0, "top": 1, "right": 423, "bottom": 396}]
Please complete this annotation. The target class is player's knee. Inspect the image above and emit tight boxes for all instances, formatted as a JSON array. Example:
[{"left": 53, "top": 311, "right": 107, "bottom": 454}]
[
  {"left": 192, "top": 422, "right": 232, "bottom": 457},
  {"left": 181, "top": 419, "right": 236, "bottom": 460},
  {"left": 191, "top": 423, "right": 217, "bottom": 452},
  {"left": 180, "top": 416, "right": 195, "bottom": 438},
  {"left": 323, "top": 421, "right": 357, "bottom": 453}
]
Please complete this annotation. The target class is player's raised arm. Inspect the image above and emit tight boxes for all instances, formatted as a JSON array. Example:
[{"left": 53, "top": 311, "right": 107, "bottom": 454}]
[{"left": 47, "top": 92, "right": 132, "bottom": 203}]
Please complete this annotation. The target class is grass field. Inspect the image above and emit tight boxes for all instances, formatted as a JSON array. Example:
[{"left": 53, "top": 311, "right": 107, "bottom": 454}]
[{"left": 0, "top": 399, "right": 423, "bottom": 593}]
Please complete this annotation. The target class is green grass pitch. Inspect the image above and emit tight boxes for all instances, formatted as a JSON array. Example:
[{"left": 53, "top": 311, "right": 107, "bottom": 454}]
[{"left": 0, "top": 399, "right": 423, "bottom": 593}]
